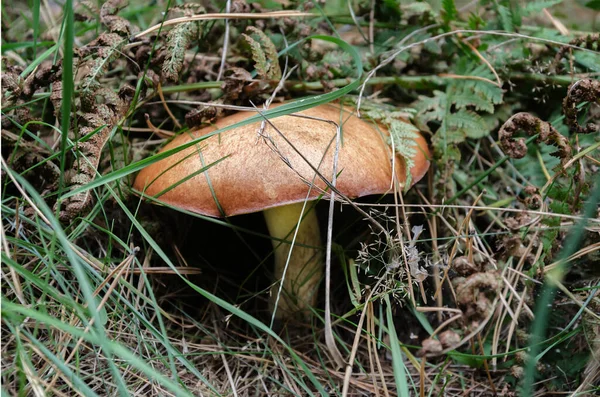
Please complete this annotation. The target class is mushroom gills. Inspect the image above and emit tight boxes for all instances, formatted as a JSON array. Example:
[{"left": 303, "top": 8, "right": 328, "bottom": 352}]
[{"left": 263, "top": 202, "right": 322, "bottom": 319}]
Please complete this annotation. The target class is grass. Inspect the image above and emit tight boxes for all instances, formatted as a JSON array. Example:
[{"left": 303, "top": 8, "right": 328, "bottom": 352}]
[{"left": 2, "top": 0, "right": 600, "bottom": 396}]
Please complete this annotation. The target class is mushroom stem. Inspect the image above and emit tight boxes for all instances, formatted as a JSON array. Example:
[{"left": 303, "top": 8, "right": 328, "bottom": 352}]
[{"left": 263, "top": 202, "right": 322, "bottom": 319}]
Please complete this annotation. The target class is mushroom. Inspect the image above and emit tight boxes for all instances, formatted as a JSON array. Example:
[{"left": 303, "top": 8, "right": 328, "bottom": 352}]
[{"left": 134, "top": 103, "right": 430, "bottom": 319}]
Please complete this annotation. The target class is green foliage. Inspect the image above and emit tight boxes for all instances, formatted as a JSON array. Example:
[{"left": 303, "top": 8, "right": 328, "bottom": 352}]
[
  {"left": 413, "top": 91, "right": 445, "bottom": 125},
  {"left": 535, "top": 182, "right": 572, "bottom": 271},
  {"left": 387, "top": 118, "right": 422, "bottom": 187},
  {"left": 401, "top": 2, "right": 435, "bottom": 23},
  {"left": 384, "top": 295, "right": 411, "bottom": 396},
  {"left": 2, "top": 0, "right": 598, "bottom": 395},
  {"left": 361, "top": 106, "right": 421, "bottom": 187},
  {"left": 467, "top": 12, "right": 485, "bottom": 29},
  {"left": 441, "top": 0, "right": 458, "bottom": 25},
  {"left": 414, "top": 61, "right": 503, "bottom": 163},
  {"left": 576, "top": 51, "right": 600, "bottom": 72},
  {"left": 60, "top": 0, "right": 75, "bottom": 195},
  {"left": 522, "top": 0, "right": 564, "bottom": 16},
  {"left": 402, "top": 2, "right": 433, "bottom": 17},
  {"left": 242, "top": 27, "right": 281, "bottom": 80},
  {"left": 488, "top": 0, "right": 562, "bottom": 31},
  {"left": 583, "top": 0, "right": 600, "bottom": 10},
  {"left": 496, "top": 3, "right": 515, "bottom": 31},
  {"left": 321, "top": 51, "right": 356, "bottom": 77},
  {"left": 447, "top": 109, "right": 489, "bottom": 138}
]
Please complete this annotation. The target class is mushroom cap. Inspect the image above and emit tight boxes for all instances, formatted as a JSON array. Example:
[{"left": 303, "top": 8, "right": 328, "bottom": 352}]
[{"left": 134, "top": 103, "right": 430, "bottom": 217}]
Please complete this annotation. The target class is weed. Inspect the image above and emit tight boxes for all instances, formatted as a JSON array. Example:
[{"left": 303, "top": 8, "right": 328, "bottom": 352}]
[{"left": 1, "top": 0, "right": 599, "bottom": 395}]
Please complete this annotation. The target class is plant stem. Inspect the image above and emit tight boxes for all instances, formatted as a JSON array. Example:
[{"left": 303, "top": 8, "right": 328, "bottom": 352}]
[{"left": 26, "top": 73, "right": 578, "bottom": 103}]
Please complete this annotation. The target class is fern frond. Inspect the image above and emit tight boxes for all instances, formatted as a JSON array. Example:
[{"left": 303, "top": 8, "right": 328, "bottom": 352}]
[
  {"left": 322, "top": 51, "right": 354, "bottom": 77},
  {"left": 448, "top": 85, "right": 495, "bottom": 113},
  {"left": 388, "top": 119, "right": 421, "bottom": 187},
  {"left": 162, "top": 22, "right": 199, "bottom": 82},
  {"left": 522, "top": 0, "right": 563, "bottom": 17},
  {"left": 414, "top": 91, "right": 446, "bottom": 124},
  {"left": 402, "top": 2, "right": 434, "bottom": 21},
  {"left": 362, "top": 108, "right": 389, "bottom": 122},
  {"left": 441, "top": 0, "right": 458, "bottom": 24},
  {"left": 388, "top": 118, "right": 421, "bottom": 142},
  {"left": 469, "top": 80, "right": 503, "bottom": 105},
  {"left": 243, "top": 27, "right": 281, "bottom": 80},
  {"left": 447, "top": 110, "right": 488, "bottom": 138},
  {"left": 361, "top": 106, "right": 421, "bottom": 187},
  {"left": 81, "top": 34, "right": 127, "bottom": 108},
  {"left": 447, "top": 63, "right": 504, "bottom": 112},
  {"left": 243, "top": 34, "right": 269, "bottom": 78},
  {"left": 403, "top": 2, "right": 432, "bottom": 16},
  {"left": 411, "top": 53, "right": 506, "bottom": 165},
  {"left": 497, "top": 4, "right": 514, "bottom": 31}
]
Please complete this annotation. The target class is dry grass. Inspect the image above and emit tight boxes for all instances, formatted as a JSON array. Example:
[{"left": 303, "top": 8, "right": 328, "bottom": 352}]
[{"left": 2, "top": 0, "right": 599, "bottom": 396}]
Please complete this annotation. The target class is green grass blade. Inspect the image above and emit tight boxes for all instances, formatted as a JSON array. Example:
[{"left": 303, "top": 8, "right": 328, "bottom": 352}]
[
  {"left": 9, "top": 326, "right": 99, "bottom": 396},
  {"left": 1, "top": 301, "right": 195, "bottom": 397},
  {"left": 105, "top": 183, "right": 326, "bottom": 396},
  {"left": 60, "top": 34, "right": 362, "bottom": 201},
  {"left": 384, "top": 295, "right": 411, "bottom": 396},
  {"left": 521, "top": 173, "right": 600, "bottom": 394},
  {"left": 32, "top": 0, "right": 40, "bottom": 54},
  {"left": 2, "top": 165, "right": 136, "bottom": 394},
  {"left": 19, "top": 44, "right": 58, "bottom": 78},
  {"left": 58, "top": 0, "right": 74, "bottom": 195}
]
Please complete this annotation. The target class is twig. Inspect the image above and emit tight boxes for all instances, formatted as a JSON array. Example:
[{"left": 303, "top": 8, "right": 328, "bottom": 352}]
[
  {"left": 216, "top": 0, "right": 231, "bottom": 82},
  {"left": 134, "top": 11, "right": 314, "bottom": 39},
  {"left": 157, "top": 83, "right": 181, "bottom": 129},
  {"left": 144, "top": 114, "right": 175, "bottom": 138},
  {"left": 357, "top": 29, "right": 600, "bottom": 115},
  {"left": 323, "top": 105, "right": 346, "bottom": 370}
]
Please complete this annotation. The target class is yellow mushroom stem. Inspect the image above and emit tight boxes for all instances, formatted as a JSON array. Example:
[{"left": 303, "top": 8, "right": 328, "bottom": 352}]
[{"left": 263, "top": 202, "right": 322, "bottom": 319}]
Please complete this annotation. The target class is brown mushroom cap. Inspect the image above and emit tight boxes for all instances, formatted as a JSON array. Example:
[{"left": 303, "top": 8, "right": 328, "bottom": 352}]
[{"left": 134, "top": 103, "right": 430, "bottom": 217}]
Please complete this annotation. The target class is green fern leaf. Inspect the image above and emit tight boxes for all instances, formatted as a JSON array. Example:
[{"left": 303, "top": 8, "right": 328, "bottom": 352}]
[
  {"left": 497, "top": 4, "right": 514, "bottom": 31},
  {"left": 402, "top": 2, "right": 433, "bottom": 18},
  {"left": 448, "top": 85, "right": 495, "bottom": 113},
  {"left": 442, "top": 0, "right": 458, "bottom": 24},
  {"left": 448, "top": 64, "right": 503, "bottom": 110},
  {"left": 447, "top": 110, "right": 488, "bottom": 138},
  {"left": 387, "top": 118, "right": 420, "bottom": 145},
  {"left": 387, "top": 118, "right": 421, "bottom": 187},
  {"left": 468, "top": 80, "right": 503, "bottom": 105},
  {"left": 412, "top": 56, "right": 503, "bottom": 165},
  {"left": 360, "top": 106, "right": 421, "bottom": 187},
  {"left": 414, "top": 91, "right": 446, "bottom": 124},
  {"left": 522, "top": 0, "right": 563, "bottom": 16}
]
